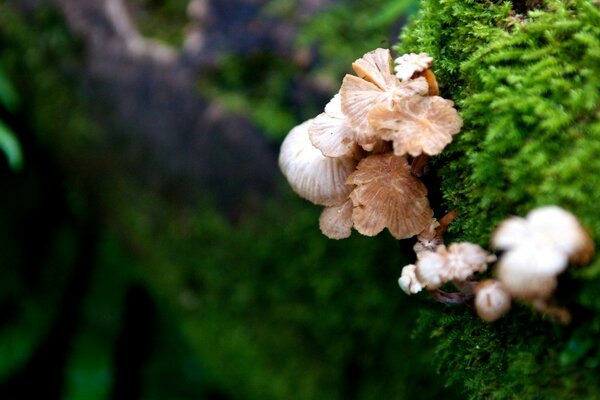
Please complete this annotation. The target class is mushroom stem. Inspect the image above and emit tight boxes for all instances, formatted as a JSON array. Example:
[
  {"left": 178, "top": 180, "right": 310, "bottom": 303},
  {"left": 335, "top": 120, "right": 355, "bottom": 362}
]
[
  {"left": 410, "top": 154, "right": 430, "bottom": 177},
  {"left": 423, "top": 69, "right": 439, "bottom": 96},
  {"left": 452, "top": 279, "right": 478, "bottom": 297},
  {"left": 428, "top": 288, "right": 473, "bottom": 304},
  {"left": 532, "top": 299, "right": 572, "bottom": 325},
  {"left": 436, "top": 209, "right": 458, "bottom": 237}
]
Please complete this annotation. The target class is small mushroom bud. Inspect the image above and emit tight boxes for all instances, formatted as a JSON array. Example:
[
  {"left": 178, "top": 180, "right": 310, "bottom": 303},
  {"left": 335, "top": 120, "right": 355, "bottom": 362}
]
[
  {"left": 474, "top": 280, "right": 512, "bottom": 322},
  {"left": 398, "top": 264, "right": 424, "bottom": 295},
  {"left": 319, "top": 199, "right": 353, "bottom": 240}
]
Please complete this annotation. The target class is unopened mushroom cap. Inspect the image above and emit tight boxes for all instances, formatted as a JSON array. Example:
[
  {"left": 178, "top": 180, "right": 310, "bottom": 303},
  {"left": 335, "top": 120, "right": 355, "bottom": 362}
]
[
  {"left": 495, "top": 247, "right": 564, "bottom": 300},
  {"left": 346, "top": 153, "right": 433, "bottom": 239},
  {"left": 309, "top": 94, "right": 358, "bottom": 158},
  {"left": 319, "top": 199, "right": 353, "bottom": 239},
  {"left": 368, "top": 95, "right": 463, "bottom": 157},
  {"left": 351, "top": 48, "right": 397, "bottom": 91},
  {"left": 399, "top": 264, "right": 424, "bottom": 295},
  {"left": 394, "top": 52, "right": 434, "bottom": 81},
  {"left": 474, "top": 280, "right": 512, "bottom": 322},
  {"left": 279, "top": 119, "right": 356, "bottom": 206}
]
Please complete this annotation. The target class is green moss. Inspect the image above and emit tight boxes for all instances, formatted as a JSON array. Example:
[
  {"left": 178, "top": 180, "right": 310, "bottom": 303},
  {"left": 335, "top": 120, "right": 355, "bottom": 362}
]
[{"left": 397, "top": 0, "right": 600, "bottom": 397}]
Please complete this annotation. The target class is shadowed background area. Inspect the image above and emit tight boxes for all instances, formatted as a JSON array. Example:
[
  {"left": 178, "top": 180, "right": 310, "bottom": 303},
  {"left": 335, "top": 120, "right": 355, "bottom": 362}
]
[{"left": 0, "top": 0, "right": 458, "bottom": 398}]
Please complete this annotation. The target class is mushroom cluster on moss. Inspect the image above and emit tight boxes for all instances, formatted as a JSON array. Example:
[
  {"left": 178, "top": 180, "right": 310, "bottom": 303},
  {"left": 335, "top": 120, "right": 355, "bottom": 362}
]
[{"left": 279, "top": 48, "right": 462, "bottom": 241}]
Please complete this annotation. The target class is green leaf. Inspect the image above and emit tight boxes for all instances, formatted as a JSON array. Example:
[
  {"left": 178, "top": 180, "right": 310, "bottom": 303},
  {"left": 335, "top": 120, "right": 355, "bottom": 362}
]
[{"left": 0, "top": 120, "right": 23, "bottom": 171}]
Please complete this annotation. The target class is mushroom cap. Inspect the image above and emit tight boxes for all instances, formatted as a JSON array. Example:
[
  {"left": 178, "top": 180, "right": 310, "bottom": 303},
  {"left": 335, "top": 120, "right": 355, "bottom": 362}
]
[
  {"left": 416, "top": 243, "right": 492, "bottom": 289},
  {"left": 340, "top": 75, "right": 428, "bottom": 152},
  {"left": 398, "top": 264, "right": 424, "bottom": 295},
  {"left": 492, "top": 205, "right": 594, "bottom": 264},
  {"left": 474, "top": 280, "right": 512, "bottom": 322},
  {"left": 368, "top": 95, "right": 463, "bottom": 157},
  {"left": 346, "top": 153, "right": 433, "bottom": 239},
  {"left": 394, "top": 52, "right": 434, "bottom": 81},
  {"left": 351, "top": 48, "right": 397, "bottom": 91},
  {"left": 495, "top": 248, "right": 560, "bottom": 300},
  {"left": 319, "top": 199, "right": 354, "bottom": 239},
  {"left": 309, "top": 94, "right": 358, "bottom": 158},
  {"left": 279, "top": 119, "right": 356, "bottom": 206}
]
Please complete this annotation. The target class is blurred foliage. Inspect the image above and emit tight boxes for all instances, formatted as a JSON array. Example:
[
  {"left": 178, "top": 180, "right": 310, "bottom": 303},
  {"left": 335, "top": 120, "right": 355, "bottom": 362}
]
[
  {"left": 397, "top": 0, "right": 600, "bottom": 398},
  {"left": 0, "top": 1, "right": 459, "bottom": 399},
  {"left": 131, "top": 0, "right": 189, "bottom": 46},
  {"left": 0, "top": 67, "right": 23, "bottom": 170}
]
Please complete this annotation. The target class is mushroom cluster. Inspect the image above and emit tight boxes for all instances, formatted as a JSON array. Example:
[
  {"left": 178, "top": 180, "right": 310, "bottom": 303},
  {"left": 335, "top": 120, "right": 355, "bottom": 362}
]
[
  {"left": 279, "top": 48, "right": 463, "bottom": 240},
  {"left": 400, "top": 206, "right": 595, "bottom": 324}
]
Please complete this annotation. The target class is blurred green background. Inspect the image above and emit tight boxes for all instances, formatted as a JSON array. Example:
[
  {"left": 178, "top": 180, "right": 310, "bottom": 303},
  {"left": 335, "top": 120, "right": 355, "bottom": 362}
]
[{"left": 0, "top": 0, "right": 458, "bottom": 398}]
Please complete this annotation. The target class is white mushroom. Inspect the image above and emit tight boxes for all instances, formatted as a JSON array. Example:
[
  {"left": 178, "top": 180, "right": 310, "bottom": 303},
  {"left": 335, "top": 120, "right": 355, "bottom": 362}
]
[
  {"left": 398, "top": 264, "right": 424, "bottom": 295},
  {"left": 416, "top": 243, "right": 494, "bottom": 290},
  {"left": 278, "top": 119, "right": 356, "bottom": 206},
  {"left": 394, "top": 52, "right": 433, "bottom": 81},
  {"left": 474, "top": 280, "right": 512, "bottom": 322}
]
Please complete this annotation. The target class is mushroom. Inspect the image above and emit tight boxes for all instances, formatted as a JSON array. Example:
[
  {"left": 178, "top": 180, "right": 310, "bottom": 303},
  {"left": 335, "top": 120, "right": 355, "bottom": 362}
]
[
  {"left": 491, "top": 206, "right": 594, "bottom": 301},
  {"left": 398, "top": 264, "right": 424, "bottom": 295},
  {"left": 474, "top": 280, "right": 512, "bottom": 322},
  {"left": 308, "top": 93, "right": 359, "bottom": 158},
  {"left": 319, "top": 199, "right": 353, "bottom": 239},
  {"left": 416, "top": 243, "right": 495, "bottom": 290},
  {"left": 345, "top": 153, "right": 433, "bottom": 239},
  {"left": 367, "top": 95, "right": 463, "bottom": 157},
  {"left": 278, "top": 119, "right": 357, "bottom": 206},
  {"left": 394, "top": 52, "right": 433, "bottom": 81},
  {"left": 339, "top": 49, "right": 429, "bottom": 151}
]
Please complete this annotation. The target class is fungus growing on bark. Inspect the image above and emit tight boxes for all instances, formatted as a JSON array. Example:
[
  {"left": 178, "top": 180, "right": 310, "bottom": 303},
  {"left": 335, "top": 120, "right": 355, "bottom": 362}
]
[
  {"left": 278, "top": 119, "right": 356, "bottom": 206},
  {"left": 415, "top": 243, "right": 495, "bottom": 290},
  {"left": 346, "top": 153, "right": 433, "bottom": 239},
  {"left": 308, "top": 94, "right": 359, "bottom": 158},
  {"left": 398, "top": 264, "right": 424, "bottom": 295},
  {"left": 474, "top": 280, "right": 512, "bottom": 322},
  {"left": 368, "top": 95, "right": 463, "bottom": 157},
  {"left": 492, "top": 206, "right": 594, "bottom": 300}
]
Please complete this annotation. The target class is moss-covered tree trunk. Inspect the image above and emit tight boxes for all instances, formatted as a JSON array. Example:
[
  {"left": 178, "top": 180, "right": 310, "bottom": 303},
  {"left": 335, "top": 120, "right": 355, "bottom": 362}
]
[{"left": 397, "top": 0, "right": 600, "bottom": 398}]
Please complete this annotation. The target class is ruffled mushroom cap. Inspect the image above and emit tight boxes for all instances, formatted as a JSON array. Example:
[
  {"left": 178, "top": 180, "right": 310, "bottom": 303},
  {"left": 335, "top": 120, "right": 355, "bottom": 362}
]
[
  {"left": 414, "top": 219, "right": 443, "bottom": 257},
  {"left": 309, "top": 94, "right": 359, "bottom": 158},
  {"left": 416, "top": 243, "right": 493, "bottom": 290},
  {"left": 346, "top": 153, "right": 433, "bottom": 239},
  {"left": 492, "top": 205, "right": 594, "bottom": 266},
  {"left": 279, "top": 119, "right": 356, "bottom": 206},
  {"left": 398, "top": 264, "right": 424, "bottom": 295},
  {"left": 319, "top": 199, "right": 353, "bottom": 240},
  {"left": 394, "top": 53, "right": 433, "bottom": 81},
  {"left": 474, "top": 280, "right": 512, "bottom": 322},
  {"left": 368, "top": 95, "right": 463, "bottom": 157},
  {"left": 339, "top": 48, "right": 429, "bottom": 151}
]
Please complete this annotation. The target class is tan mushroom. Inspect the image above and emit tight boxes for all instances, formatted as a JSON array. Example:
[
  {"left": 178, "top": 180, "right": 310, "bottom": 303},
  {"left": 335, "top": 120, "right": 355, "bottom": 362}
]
[
  {"left": 279, "top": 119, "right": 356, "bottom": 206},
  {"left": 309, "top": 94, "right": 359, "bottom": 158},
  {"left": 394, "top": 52, "right": 433, "bottom": 81},
  {"left": 346, "top": 153, "right": 433, "bottom": 239},
  {"left": 367, "top": 95, "right": 463, "bottom": 157},
  {"left": 339, "top": 49, "right": 429, "bottom": 151},
  {"left": 474, "top": 280, "right": 512, "bottom": 322},
  {"left": 319, "top": 199, "right": 353, "bottom": 239}
]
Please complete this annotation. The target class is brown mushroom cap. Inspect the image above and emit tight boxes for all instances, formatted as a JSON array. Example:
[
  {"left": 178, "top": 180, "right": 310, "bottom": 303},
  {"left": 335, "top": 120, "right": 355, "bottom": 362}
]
[
  {"left": 319, "top": 199, "right": 354, "bottom": 239},
  {"left": 309, "top": 94, "right": 358, "bottom": 158},
  {"left": 279, "top": 119, "right": 356, "bottom": 206},
  {"left": 368, "top": 95, "right": 463, "bottom": 157},
  {"left": 346, "top": 153, "right": 432, "bottom": 239}
]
